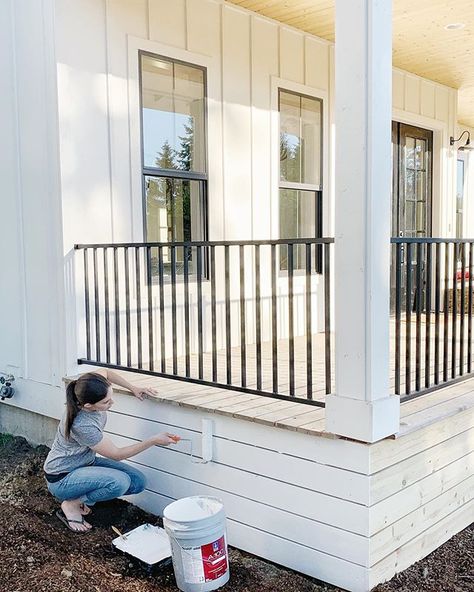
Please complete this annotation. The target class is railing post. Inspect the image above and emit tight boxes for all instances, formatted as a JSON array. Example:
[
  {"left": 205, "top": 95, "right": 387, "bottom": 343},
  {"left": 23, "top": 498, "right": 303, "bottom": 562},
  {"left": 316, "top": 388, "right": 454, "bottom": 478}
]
[{"left": 326, "top": 0, "right": 400, "bottom": 442}]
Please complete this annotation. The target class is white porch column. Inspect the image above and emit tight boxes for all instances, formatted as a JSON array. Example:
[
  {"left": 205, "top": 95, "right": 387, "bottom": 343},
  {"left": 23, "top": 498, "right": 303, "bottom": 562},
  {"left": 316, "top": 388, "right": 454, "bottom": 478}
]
[{"left": 326, "top": 0, "right": 400, "bottom": 443}]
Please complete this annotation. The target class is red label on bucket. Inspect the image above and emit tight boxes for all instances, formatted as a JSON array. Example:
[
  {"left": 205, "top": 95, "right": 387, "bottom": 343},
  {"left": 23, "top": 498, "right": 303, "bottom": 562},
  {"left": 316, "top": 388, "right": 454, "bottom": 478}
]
[{"left": 202, "top": 536, "right": 228, "bottom": 581}]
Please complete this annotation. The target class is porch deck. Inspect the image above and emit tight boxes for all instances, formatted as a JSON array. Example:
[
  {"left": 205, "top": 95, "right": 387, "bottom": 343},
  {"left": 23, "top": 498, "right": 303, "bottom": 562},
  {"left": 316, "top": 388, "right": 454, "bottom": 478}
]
[
  {"left": 112, "top": 310, "right": 469, "bottom": 407},
  {"left": 93, "top": 361, "right": 474, "bottom": 439}
]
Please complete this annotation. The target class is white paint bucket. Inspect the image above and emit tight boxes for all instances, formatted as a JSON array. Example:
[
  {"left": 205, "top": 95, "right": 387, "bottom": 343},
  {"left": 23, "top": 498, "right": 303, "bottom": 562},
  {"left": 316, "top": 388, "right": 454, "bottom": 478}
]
[{"left": 163, "top": 496, "right": 230, "bottom": 592}]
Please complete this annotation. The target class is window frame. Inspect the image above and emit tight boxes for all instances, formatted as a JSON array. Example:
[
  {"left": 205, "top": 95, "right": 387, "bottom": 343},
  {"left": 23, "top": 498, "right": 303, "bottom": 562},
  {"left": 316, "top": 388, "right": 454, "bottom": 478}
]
[
  {"left": 138, "top": 50, "right": 209, "bottom": 246},
  {"left": 277, "top": 86, "right": 324, "bottom": 273}
]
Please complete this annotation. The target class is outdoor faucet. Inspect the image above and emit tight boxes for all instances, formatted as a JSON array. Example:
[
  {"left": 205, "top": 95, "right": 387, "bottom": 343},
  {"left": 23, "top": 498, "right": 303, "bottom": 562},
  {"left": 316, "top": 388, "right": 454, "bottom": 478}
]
[{"left": 0, "top": 374, "right": 15, "bottom": 401}]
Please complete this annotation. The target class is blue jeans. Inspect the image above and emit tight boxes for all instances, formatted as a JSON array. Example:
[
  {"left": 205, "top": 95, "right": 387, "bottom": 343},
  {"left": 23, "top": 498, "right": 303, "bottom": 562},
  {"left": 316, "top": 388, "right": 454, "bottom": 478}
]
[{"left": 47, "top": 457, "right": 146, "bottom": 505}]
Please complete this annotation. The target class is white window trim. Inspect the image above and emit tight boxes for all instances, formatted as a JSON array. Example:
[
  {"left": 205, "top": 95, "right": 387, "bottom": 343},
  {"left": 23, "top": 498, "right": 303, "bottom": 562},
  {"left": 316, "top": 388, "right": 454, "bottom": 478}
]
[
  {"left": 127, "top": 35, "right": 221, "bottom": 242},
  {"left": 270, "top": 76, "right": 329, "bottom": 243}
]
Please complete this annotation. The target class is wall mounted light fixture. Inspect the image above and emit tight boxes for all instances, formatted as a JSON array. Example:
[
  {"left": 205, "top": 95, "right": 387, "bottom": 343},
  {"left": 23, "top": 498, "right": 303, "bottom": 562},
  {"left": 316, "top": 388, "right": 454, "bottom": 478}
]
[{"left": 450, "top": 130, "right": 474, "bottom": 151}]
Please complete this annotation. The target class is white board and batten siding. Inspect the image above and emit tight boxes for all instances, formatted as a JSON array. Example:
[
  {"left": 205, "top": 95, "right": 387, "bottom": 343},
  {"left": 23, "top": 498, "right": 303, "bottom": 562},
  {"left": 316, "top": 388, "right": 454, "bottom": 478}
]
[
  {"left": 1, "top": 0, "right": 460, "bottom": 412},
  {"left": 56, "top": 0, "right": 333, "bottom": 251}
]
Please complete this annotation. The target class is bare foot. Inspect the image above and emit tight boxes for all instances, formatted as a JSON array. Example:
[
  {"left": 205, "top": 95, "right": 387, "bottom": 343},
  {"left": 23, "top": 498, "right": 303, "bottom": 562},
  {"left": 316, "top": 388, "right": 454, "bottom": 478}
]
[
  {"left": 61, "top": 500, "right": 92, "bottom": 532},
  {"left": 80, "top": 503, "right": 92, "bottom": 516}
]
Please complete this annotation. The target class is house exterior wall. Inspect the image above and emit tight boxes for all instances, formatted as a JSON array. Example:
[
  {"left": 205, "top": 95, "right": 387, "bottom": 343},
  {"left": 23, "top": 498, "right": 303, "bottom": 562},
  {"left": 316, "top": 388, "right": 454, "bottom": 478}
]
[
  {"left": 54, "top": 0, "right": 461, "bottom": 372},
  {"left": 0, "top": 0, "right": 65, "bottom": 420},
  {"left": 1, "top": 0, "right": 463, "bottom": 419}
]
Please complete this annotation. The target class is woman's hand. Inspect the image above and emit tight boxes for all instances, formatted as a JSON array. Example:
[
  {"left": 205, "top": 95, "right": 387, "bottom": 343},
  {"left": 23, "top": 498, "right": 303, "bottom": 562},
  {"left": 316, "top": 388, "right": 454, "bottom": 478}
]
[
  {"left": 153, "top": 433, "right": 181, "bottom": 446},
  {"left": 131, "top": 386, "right": 158, "bottom": 400}
]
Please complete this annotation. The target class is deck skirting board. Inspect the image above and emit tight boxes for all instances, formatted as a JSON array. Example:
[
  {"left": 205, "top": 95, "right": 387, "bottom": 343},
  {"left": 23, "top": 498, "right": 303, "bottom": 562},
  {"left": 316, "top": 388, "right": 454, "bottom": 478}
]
[
  {"left": 128, "top": 488, "right": 371, "bottom": 592},
  {"left": 107, "top": 431, "right": 369, "bottom": 535},
  {"left": 93, "top": 374, "right": 474, "bottom": 592},
  {"left": 370, "top": 427, "right": 474, "bottom": 505},
  {"left": 126, "top": 460, "right": 370, "bottom": 566},
  {"left": 370, "top": 405, "right": 474, "bottom": 471},
  {"left": 369, "top": 499, "right": 474, "bottom": 589},
  {"left": 370, "top": 475, "right": 474, "bottom": 565},
  {"left": 111, "top": 390, "right": 370, "bottom": 472},
  {"left": 105, "top": 411, "right": 369, "bottom": 503}
]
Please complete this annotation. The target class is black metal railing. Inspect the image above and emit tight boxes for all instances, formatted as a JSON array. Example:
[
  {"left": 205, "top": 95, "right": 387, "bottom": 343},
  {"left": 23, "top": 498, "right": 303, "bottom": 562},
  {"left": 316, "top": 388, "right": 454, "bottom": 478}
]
[
  {"left": 75, "top": 238, "right": 334, "bottom": 406},
  {"left": 391, "top": 238, "right": 474, "bottom": 400}
]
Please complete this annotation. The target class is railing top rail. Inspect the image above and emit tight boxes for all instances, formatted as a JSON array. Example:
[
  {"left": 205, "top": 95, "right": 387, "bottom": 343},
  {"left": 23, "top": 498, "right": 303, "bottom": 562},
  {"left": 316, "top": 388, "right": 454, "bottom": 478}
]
[
  {"left": 75, "top": 237, "right": 335, "bottom": 249},
  {"left": 391, "top": 237, "right": 474, "bottom": 244}
]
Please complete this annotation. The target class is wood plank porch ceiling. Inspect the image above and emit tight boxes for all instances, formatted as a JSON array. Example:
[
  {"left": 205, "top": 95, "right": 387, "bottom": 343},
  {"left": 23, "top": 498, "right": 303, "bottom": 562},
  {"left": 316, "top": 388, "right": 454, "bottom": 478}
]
[{"left": 229, "top": 0, "right": 474, "bottom": 127}]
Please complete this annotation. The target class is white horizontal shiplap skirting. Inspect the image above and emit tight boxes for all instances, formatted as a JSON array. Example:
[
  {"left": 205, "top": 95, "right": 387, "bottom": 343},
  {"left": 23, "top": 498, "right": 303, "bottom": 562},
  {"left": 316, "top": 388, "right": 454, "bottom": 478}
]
[
  {"left": 367, "top": 404, "right": 474, "bottom": 588},
  {"left": 127, "top": 489, "right": 370, "bottom": 592},
  {"left": 105, "top": 387, "right": 474, "bottom": 592}
]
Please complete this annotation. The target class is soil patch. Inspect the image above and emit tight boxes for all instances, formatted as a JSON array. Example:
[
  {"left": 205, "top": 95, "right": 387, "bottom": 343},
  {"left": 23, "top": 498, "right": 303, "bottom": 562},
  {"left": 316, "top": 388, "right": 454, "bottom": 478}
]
[{"left": 0, "top": 434, "right": 471, "bottom": 592}]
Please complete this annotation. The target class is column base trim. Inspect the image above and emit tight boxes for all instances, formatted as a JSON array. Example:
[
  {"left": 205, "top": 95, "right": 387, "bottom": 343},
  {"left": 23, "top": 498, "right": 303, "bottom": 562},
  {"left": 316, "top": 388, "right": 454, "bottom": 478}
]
[{"left": 325, "top": 395, "right": 400, "bottom": 443}]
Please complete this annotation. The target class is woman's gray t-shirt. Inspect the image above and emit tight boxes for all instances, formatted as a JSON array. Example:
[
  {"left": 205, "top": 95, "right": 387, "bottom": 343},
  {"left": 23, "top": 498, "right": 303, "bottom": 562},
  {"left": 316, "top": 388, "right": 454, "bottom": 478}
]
[{"left": 43, "top": 410, "right": 107, "bottom": 475}]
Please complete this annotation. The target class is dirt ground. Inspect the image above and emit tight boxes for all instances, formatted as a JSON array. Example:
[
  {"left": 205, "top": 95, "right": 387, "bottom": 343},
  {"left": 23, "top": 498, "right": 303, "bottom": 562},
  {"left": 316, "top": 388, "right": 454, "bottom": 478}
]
[{"left": 0, "top": 435, "right": 472, "bottom": 592}]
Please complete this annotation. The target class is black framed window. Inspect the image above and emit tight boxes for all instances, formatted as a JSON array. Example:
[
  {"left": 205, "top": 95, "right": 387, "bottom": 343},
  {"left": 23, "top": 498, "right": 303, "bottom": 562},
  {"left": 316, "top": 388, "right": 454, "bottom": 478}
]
[
  {"left": 279, "top": 89, "right": 323, "bottom": 271},
  {"left": 140, "top": 52, "right": 208, "bottom": 276}
]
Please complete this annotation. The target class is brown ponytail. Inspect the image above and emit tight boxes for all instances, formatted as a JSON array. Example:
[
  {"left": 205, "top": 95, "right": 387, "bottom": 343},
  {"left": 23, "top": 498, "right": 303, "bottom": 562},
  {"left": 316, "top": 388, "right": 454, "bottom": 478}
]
[
  {"left": 64, "top": 373, "right": 111, "bottom": 439},
  {"left": 65, "top": 380, "right": 80, "bottom": 439}
]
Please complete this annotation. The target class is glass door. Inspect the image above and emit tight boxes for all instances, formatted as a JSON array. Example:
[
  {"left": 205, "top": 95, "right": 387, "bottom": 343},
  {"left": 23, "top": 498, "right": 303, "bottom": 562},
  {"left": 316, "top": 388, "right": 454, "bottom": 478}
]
[{"left": 391, "top": 122, "right": 433, "bottom": 312}]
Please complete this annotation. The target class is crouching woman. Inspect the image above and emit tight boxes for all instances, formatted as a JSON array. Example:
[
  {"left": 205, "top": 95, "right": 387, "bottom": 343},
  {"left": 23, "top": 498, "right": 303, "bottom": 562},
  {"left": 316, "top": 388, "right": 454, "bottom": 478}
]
[{"left": 44, "top": 369, "right": 180, "bottom": 533}]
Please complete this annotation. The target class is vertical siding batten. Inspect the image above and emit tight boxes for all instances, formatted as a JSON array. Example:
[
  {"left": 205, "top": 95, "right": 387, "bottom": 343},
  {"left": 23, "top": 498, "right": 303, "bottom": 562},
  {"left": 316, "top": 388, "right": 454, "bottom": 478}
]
[
  {"left": 148, "top": 0, "right": 186, "bottom": 48},
  {"left": 105, "top": 0, "right": 148, "bottom": 243},
  {"left": 250, "top": 16, "right": 279, "bottom": 240},
  {"left": 222, "top": 5, "right": 252, "bottom": 240},
  {"left": 1, "top": 0, "right": 27, "bottom": 378}
]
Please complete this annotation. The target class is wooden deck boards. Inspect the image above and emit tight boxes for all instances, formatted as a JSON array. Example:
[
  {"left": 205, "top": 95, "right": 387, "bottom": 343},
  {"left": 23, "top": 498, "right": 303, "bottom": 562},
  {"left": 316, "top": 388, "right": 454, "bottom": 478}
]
[{"left": 71, "top": 365, "right": 474, "bottom": 440}]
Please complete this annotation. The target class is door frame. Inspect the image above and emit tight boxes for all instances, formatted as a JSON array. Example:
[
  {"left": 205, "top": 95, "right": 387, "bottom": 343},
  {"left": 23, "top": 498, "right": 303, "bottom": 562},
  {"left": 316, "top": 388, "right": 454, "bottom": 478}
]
[
  {"left": 392, "top": 121, "right": 434, "bottom": 238},
  {"left": 392, "top": 109, "right": 447, "bottom": 238}
]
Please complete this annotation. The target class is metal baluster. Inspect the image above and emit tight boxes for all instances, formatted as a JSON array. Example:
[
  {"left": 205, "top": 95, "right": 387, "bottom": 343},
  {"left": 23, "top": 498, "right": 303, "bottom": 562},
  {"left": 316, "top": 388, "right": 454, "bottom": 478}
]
[
  {"left": 146, "top": 246, "right": 154, "bottom": 372},
  {"left": 124, "top": 247, "right": 131, "bottom": 367},
  {"left": 460, "top": 242, "right": 466, "bottom": 375},
  {"left": 395, "top": 243, "right": 401, "bottom": 395},
  {"left": 93, "top": 248, "right": 101, "bottom": 361},
  {"left": 183, "top": 244, "right": 191, "bottom": 377},
  {"left": 255, "top": 245, "right": 262, "bottom": 392},
  {"left": 469, "top": 243, "right": 473, "bottom": 373},
  {"left": 171, "top": 245, "right": 178, "bottom": 375},
  {"left": 103, "top": 247, "right": 110, "bottom": 363},
  {"left": 84, "top": 249, "right": 91, "bottom": 360},
  {"left": 415, "top": 243, "right": 422, "bottom": 391},
  {"left": 452, "top": 243, "right": 457, "bottom": 378},
  {"left": 305, "top": 244, "right": 313, "bottom": 400},
  {"left": 113, "top": 247, "right": 121, "bottom": 365},
  {"left": 443, "top": 242, "right": 449, "bottom": 382},
  {"left": 425, "top": 242, "right": 432, "bottom": 389},
  {"left": 271, "top": 244, "right": 278, "bottom": 393},
  {"left": 324, "top": 243, "right": 332, "bottom": 394},
  {"left": 197, "top": 245, "right": 204, "bottom": 380},
  {"left": 239, "top": 245, "right": 247, "bottom": 388},
  {"left": 434, "top": 243, "right": 441, "bottom": 384},
  {"left": 158, "top": 246, "right": 165, "bottom": 373},
  {"left": 405, "top": 242, "right": 412, "bottom": 395},
  {"left": 210, "top": 246, "right": 217, "bottom": 382},
  {"left": 225, "top": 245, "right": 231, "bottom": 385},
  {"left": 288, "top": 244, "right": 295, "bottom": 397},
  {"left": 135, "top": 247, "right": 143, "bottom": 369}
]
